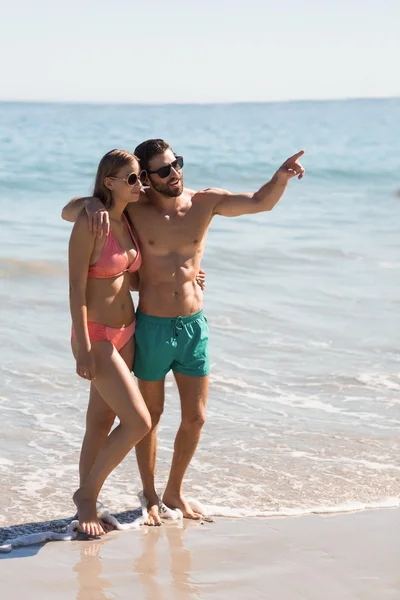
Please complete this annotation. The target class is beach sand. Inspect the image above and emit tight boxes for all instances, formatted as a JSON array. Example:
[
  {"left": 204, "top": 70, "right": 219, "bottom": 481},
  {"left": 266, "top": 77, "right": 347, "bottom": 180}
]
[{"left": 1, "top": 508, "right": 399, "bottom": 599}]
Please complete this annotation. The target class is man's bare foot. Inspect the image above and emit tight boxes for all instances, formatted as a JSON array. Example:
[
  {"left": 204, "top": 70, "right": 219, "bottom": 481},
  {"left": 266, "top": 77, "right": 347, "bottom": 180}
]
[
  {"left": 99, "top": 519, "right": 115, "bottom": 533},
  {"left": 144, "top": 502, "right": 162, "bottom": 526},
  {"left": 73, "top": 488, "right": 105, "bottom": 536},
  {"left": 162, "top": 491, "right": 202, "bottom": 520},
  {"left": 142, "top": 492, "right": 162, "bottom": 526}
]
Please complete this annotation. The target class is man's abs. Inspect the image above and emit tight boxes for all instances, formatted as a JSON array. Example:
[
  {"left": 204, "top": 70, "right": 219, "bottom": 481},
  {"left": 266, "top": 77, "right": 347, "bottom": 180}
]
[
  {"left": 137, "top": 277, "right": 203, "bottom": 317},
  {"left": 128, "top": 191, "right": 211, "bottom": 317}
]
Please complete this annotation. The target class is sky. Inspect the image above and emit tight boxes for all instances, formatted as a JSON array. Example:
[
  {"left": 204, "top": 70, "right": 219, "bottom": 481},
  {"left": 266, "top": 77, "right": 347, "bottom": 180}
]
[{"left": 1, "top": 0, "right": 399, "bottom": 104}]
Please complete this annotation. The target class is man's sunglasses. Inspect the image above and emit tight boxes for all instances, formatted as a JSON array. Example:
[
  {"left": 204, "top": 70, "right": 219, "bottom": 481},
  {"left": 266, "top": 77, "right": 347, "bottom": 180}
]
[
  {"left": 147, "top": 156, "right": 184, "bottom": 179},
  {"left": 108, "top": 171, "right": 147, "bottom": 186}
]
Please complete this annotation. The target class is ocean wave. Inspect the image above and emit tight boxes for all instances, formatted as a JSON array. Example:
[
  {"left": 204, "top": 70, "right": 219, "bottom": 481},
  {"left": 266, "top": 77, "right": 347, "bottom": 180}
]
[
  {"left": 0, "top": 257, "right": 66, "bottom": 279},
  {"left": 296, "top": 246, "right": 363, "bottom": 260},
  {"left": 356, "top": 373, "right": 400, "bottom": 391},
  {"left": 375, "top": 260, "right": 400, "bottom": 270},
  {"left": 303, "top": 167, "right": 395, "bottom": 182},
  {"left": 200, "top": 497, "right": 400, "bottom": 518}
]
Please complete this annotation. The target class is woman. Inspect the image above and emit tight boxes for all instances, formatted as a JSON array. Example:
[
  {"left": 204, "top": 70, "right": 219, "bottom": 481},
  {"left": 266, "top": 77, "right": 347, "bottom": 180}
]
[
  {"left": 69, "top": 149, "right": 152, "bottom": 536},
  {"left": 69, "top": 149, "right": 206, "bottom": 536}
]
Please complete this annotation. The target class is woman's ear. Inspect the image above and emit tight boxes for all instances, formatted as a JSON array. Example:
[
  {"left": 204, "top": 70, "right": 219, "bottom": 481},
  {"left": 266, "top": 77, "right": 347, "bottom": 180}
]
[{"left": 104, "top": 177, "right": 113, "bottom": 191}]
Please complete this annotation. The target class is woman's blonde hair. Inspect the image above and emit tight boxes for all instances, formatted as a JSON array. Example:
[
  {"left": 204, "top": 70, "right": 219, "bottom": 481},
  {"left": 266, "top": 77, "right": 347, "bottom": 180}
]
[{"left": 93, "top": 149, "right": 139, "bottom": 209}]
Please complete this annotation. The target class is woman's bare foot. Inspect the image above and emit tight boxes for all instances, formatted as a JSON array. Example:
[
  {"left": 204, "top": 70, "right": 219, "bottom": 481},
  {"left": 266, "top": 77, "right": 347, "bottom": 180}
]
[
  {"left": 73, "top": 488, "right": 105, "bottom": 536},
  {"left": 162, "top": 491, "right": 202, "bottom": 520}
]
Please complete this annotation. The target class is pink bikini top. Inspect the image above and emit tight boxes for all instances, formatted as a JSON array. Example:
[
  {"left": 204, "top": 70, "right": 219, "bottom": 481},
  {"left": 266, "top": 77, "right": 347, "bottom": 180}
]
[{"left": 88, "top": 213, "right": 142, "bottom": 279}]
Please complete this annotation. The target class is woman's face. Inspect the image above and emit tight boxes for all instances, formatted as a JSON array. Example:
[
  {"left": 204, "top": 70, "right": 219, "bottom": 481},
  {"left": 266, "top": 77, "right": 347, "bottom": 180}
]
[{"left": 106, "top": 160, "right": 143, "bottom": 204}]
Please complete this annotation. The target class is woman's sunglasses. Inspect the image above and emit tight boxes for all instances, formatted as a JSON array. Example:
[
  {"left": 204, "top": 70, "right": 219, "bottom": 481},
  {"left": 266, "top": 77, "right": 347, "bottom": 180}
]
[
  {"left": 108, "top": 170, "right": 147, "bottom": 186},
  {"left": 147, "top": 156, "right": 184, "bottom": 179}
]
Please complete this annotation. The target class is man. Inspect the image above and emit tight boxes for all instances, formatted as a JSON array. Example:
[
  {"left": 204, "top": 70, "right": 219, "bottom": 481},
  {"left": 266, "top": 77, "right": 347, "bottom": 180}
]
[{"left": 62, "top": 139, "right": 305, "bottom": 525}]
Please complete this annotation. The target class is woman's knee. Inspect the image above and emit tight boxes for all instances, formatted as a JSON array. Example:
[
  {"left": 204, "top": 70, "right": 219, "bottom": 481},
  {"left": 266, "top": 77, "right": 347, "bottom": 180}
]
[
  {"left": 138, "top": 410, "right": 152, "bottom": 438},
  {"left": 86, "top": 408, "right": 115, "bottom": 435},
  {"left": 122, "top": 407, "right": 151, "bottom": 441}
]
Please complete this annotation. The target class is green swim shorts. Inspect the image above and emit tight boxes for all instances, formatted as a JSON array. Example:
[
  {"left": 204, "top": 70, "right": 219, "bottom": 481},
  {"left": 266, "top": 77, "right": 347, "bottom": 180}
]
[{"left": 133, "top": 309, "right": 210, "bottom": 381}]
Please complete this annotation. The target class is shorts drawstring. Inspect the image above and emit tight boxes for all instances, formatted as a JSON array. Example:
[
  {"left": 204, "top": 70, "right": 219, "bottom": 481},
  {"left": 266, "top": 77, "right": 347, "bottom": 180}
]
[{"left": 173, "top": 316, "right": 184, "bottom": 338}]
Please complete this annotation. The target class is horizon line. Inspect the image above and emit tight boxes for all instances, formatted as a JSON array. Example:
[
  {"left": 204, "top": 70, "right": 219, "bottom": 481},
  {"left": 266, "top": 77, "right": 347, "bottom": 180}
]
[{"left": 0, "top": 95, "right": 399, "bottom": 108}]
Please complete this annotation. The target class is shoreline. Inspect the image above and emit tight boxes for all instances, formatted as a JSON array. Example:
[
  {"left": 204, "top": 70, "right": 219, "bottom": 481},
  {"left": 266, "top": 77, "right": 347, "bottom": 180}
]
[
  {"left": 2, "top": 507, "right": 400, "bottom": 599},
  {"left": 3, "top": 496, "right": 400, "bottom": 543}
]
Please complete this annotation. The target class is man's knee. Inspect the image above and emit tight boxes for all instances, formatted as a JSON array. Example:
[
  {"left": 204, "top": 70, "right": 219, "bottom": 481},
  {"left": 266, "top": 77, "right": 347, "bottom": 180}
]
[
  {"left": 135, "top": 412, "right": 152, "bottom": 440},
  {"left": 149, "top": 408, "right": 164, "bottom": 429},
  {"left": 181, "top": 410, "right": 206, "bottom": 431},
  {"left": 138, "top": 380, "right": 165, "bottom": 429}
]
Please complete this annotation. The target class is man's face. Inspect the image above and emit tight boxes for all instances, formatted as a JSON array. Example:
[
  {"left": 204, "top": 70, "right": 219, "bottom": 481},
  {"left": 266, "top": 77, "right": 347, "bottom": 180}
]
[{"left": 147, "top": 149, "right": 184, "bottom": 197}]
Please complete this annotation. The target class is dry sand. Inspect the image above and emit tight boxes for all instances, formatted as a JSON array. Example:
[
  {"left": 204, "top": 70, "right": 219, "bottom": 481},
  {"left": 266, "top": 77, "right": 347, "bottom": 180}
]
[{"left": 1, "top": 509, "right": 399, "bottom": 599}]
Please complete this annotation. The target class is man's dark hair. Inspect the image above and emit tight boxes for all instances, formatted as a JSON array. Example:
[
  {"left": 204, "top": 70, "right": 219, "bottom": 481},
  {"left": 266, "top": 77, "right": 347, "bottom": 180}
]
[{"left": 134, "top": 139, "right": 172, "bottom": 172}]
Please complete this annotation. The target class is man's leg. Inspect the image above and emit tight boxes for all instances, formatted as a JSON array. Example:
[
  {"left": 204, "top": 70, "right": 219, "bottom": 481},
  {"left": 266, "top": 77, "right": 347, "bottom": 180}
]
[
  {"left": 135, "top": 378, "right": 165, "bottom": 526},
  {"left": 163, "top": 373, "right": 208, "bottom": 519}
]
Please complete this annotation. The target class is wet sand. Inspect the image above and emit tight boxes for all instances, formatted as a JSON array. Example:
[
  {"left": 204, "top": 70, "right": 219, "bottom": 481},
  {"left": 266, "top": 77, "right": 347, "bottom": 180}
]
[{"left": 1, "top": 509, "right": 400, "bottom": 599}]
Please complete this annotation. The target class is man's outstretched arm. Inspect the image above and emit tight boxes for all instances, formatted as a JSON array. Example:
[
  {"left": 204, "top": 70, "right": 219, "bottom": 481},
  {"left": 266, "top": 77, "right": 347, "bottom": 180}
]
[
  {"left": 61, "top": 196, "right": 110, "bottom": 236},
  {"left": 62, "top": 197, "right": 89, "bottom": 222},
  {"left": 206, "top": 150, "right": 305, "bottom": 218}
]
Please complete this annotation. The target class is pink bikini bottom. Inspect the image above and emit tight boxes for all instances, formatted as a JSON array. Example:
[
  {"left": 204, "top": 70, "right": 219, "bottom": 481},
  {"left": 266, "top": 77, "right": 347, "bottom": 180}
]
[{"left": 71, "top": 320, "right": 135, "bottom": 352}]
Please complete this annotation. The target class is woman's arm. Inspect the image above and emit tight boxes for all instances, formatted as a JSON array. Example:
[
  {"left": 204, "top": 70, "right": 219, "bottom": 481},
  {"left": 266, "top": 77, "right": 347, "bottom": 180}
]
[{"left": 68, "top": 214, "right": 96, "bottom": 380}]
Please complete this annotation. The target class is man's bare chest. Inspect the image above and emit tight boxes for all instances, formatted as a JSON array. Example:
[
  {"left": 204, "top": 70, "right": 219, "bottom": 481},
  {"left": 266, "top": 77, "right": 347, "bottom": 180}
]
[{"left": 130, "top": 205, "right": 211, "bottom": 253}]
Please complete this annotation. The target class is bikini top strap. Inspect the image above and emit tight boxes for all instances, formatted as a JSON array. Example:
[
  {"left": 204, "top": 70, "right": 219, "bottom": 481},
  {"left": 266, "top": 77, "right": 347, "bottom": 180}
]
[{"left": 123, "top": 212, "right": 140, "bottom": 250}]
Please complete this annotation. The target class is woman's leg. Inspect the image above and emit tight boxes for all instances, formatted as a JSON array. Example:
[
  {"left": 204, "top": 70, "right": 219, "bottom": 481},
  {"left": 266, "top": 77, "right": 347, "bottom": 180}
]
[
  {"left": 79, "top": 385, "right": 115, "bottom": 487},
  {"left": 73, "top": 338, "right": 150, "bottom": 536},
  {"left": 78, "top": 337, "right": 135, "bottom": 486},
  {"left": 77, "top": 340, "right": 135, "bottom": 532}
]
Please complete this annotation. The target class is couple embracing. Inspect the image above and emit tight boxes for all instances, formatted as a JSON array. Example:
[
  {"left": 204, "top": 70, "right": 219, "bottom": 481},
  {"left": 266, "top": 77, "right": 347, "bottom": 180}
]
[{"left": 63, "top": 138, "right": 305, "bottom": 535}]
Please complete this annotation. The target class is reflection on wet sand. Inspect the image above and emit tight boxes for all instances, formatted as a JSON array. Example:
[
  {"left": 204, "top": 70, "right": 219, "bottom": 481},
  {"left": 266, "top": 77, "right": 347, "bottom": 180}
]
[
  {"left": 73, "top": 522, "right": 203, "bottom": 600},
  {"left": 133, "top": 523, "right": 201, "bottom": 600},
  {"left": 74, "top": 539, "right": 112, "bottom": 600}
]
